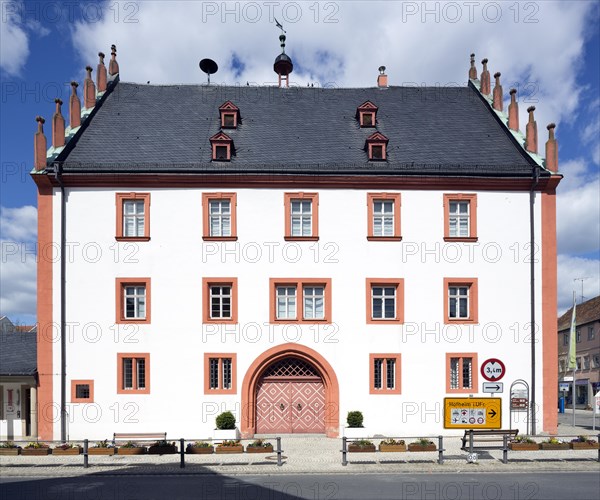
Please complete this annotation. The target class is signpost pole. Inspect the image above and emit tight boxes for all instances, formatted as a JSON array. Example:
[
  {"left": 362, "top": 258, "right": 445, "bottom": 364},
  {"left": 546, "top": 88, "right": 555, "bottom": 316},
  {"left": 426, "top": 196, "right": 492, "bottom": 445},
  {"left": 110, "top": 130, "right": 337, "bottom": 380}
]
[{"left": 572, "top": 365, "right": 576, "bottom": 427}]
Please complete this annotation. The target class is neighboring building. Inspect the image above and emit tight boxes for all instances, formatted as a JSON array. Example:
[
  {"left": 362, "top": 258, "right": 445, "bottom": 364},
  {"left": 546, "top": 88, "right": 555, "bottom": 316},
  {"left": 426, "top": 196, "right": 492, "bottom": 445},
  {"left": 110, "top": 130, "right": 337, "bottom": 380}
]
[
  {"left": 0, "top": 317, "right": 38, "bottom": 439},
  {"left": 558, "top": 295, "right": 600, "bottom": 407},
  {"left": 30, "top": 44, "right": 561, "bottom": 441}
]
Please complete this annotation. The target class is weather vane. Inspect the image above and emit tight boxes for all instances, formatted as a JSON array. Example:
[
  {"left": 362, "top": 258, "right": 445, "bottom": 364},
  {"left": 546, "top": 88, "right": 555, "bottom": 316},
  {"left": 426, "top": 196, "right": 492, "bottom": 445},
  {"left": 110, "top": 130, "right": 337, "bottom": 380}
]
[{"left": 274, "top": 17, "right": 286, "bottom": 34}]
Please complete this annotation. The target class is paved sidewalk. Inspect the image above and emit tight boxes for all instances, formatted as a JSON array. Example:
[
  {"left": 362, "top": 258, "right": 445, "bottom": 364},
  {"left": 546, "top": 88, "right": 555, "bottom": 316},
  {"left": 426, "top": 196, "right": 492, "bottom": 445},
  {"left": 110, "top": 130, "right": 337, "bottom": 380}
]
[{"left": 1, "top": 434, "right": 599, "bottom": 477}]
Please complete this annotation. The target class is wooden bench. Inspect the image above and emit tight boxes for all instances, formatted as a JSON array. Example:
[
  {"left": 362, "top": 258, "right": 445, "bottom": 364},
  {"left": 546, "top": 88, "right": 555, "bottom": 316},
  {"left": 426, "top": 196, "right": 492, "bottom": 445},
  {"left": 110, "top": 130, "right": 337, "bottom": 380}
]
[
  {"left": 461, "top": 429, "right": 519, "bottom": 451},
  {"left": 113, "top": 432, "right": 166, "bottom": 446}
]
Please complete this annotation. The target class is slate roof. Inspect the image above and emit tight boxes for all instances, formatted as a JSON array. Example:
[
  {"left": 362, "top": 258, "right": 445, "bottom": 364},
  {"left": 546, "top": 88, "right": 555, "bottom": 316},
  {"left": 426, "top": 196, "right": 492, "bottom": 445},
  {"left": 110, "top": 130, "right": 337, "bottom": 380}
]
[
  {"left": 56, "top": 81, "right": 543, "bottom": 177},
  {"left": 0, "top": 331, "right": 37, "bottom": 376},
  {"left": 558, "top": 295, "right": 600, "bottom": 332}
]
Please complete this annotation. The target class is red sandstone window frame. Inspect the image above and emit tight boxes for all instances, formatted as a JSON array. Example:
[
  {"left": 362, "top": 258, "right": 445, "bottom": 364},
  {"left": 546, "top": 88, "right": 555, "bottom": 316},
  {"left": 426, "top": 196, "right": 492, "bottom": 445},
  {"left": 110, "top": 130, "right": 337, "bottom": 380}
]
[
  {"left": 117, "top": 353, "right": 150, "bottom": 395},
  {"left": 443, "top": 193, "right": 478, "bottom": 242},
  {"left": 446, "top": 352, "right": 478, "bottom": 393},
  {"left": 369, "top": 354, "right": 401, "bottom": 394},
  {"left": 269, "top": 278, "right": 332, "bottom": 324},
  {"left": 365, "top": 132, "right": 389, "bottom": 161},
  {"left": 219, "top": 101, "right": 240, "bottom": 129},
  {"left": 443, "top": 278, "right": 478, "bottom": 325},
  {"left": 203, "top": 353, "right": 237, "bottom": 394},
  {"left": 70, "top": 380, "right": 94, "bottom": 403},
  {"left": 365, "top": 278, "right": 405, "bottom": 324},
  {"left": 203, "top": 278, "right": 238, "bottom": 324},
  {"left": 202, "top": 193, "right": 238, "bottom": 241},
  {"left": 115, "top": 278, "right": 151, "bottom": 325},
  {"left": 115, "top": 193, "right": 150, "bottom": 241},
  {"left": 284, "top": 192, "right": 319, "bottom": 241},
  {"left": 367, "top": 193, "right": 402, "bottom": 241},
  {"left": 210, "top": 132, "right": 233, "bottom": 161}
]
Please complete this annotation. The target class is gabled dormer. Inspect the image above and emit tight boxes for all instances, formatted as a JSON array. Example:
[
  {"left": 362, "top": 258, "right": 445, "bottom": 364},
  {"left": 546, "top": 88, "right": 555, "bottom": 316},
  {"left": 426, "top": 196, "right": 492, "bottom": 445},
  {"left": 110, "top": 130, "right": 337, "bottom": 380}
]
[
  {"left": 210, "top": 131, "right": 234, "bottom": 161},
  {"left": 356, "top": 101, "right": 378, "bottom": 128},
  {"left": 219, "top": 101, "right": 240, "bottom": 129},
  {"left": 365, "top": 132, "right": 388, "bottom": 161}
]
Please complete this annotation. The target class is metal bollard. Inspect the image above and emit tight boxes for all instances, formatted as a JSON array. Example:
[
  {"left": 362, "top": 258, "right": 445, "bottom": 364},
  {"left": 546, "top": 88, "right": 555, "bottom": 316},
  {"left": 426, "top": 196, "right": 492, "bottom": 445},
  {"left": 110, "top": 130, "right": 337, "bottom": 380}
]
[
  {"left": 276, "top": 437, "right": 283, "bottom": 467},
  {"left": 438, "top": 436, "right": 444, "bottom": 465},
  {"left": 469, "top": 430, "right": 474, "bottom": 454},
  {"left": 180, "top": 438, "right": 185, "bottom": 468},
  {"left": 342, "top": 436, "right": 347, "bottom": 466},
  {"left": 83, "top": 439, "right": 89, "bottom": 468},
  {"left": 502, "top": 434, "right": 508, "bottom": 464}
]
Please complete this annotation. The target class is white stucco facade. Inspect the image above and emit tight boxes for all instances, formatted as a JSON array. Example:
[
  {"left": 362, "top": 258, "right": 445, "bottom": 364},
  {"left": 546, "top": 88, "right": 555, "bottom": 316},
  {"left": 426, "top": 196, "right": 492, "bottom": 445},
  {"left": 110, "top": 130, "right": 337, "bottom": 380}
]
[{"left": 42, "top": 186, "right": 550, "bottom": 439}]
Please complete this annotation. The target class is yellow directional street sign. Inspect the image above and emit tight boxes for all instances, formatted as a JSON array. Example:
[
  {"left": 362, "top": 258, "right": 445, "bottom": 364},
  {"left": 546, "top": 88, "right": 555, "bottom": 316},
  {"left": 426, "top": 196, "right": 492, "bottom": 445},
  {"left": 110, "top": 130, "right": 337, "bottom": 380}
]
[{"left": 444, "top": 397, "right": 502, "bottom": 429}]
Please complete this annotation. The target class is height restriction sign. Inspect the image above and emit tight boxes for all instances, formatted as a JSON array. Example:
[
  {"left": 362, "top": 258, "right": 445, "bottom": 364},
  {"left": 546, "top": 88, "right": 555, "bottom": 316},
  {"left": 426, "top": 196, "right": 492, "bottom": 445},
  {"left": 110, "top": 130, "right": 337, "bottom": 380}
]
[{"left": 480, "top": 358, "right": 506, "bottom": 382}]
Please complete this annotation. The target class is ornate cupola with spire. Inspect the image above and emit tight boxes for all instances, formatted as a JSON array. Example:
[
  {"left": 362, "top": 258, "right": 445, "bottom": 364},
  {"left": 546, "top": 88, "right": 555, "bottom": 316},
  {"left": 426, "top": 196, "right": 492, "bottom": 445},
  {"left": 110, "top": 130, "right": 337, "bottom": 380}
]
[{"left": 273, "top": 23, "right": 293, "bottom": 87}]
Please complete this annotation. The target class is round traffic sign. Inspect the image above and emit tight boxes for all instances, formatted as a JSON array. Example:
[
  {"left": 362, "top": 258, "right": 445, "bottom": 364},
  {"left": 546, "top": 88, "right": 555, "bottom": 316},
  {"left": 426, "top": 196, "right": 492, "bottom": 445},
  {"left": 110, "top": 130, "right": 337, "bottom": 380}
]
[{"left": 481, "top": 358, "right": 506, "bottom": 381}]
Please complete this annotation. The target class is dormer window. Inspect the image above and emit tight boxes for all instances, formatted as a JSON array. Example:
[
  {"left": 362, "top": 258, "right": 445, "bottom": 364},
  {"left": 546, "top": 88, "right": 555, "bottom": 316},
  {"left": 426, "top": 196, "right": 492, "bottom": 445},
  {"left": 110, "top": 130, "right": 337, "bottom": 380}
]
[
  {"left": 357, "top": 101, "right": 378, "bottom": 128},
  {"left": 210, "top": 132, "right": 234, "bottom": 161},
  {"left": 366, "top": 132, "right": 388, "bottom": 161},
  {"left": 219, "top": 101, "right": 240, "bottom": 129}
]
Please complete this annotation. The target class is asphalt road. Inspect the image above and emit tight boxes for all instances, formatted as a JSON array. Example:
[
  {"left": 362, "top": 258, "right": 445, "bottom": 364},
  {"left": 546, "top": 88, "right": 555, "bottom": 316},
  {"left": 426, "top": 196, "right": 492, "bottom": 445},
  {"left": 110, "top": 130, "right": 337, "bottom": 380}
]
[
  {"left": 558, "top": 410, "right": 600, "bottom": 432},
  {"left": 1, "top": 472, "right": 599, "bottom": 500}
]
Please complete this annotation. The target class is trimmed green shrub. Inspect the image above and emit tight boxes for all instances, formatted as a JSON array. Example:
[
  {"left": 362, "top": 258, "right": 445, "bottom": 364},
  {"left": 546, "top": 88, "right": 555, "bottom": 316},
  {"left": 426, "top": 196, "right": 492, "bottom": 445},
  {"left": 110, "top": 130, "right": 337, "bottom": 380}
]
[
  {"left": 216, "top": 411, "right": 236, "bottom": 430},
  {"left": 346, "top": 411, "right": 364, "bottom": 428}
]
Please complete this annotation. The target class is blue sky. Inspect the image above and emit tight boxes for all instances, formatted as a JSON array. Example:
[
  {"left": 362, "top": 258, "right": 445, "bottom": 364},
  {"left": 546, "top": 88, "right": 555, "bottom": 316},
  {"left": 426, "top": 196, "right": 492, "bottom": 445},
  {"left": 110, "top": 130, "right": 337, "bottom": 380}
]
[{"left": 1, "top": 0, "right": 599, "bottom": 324}]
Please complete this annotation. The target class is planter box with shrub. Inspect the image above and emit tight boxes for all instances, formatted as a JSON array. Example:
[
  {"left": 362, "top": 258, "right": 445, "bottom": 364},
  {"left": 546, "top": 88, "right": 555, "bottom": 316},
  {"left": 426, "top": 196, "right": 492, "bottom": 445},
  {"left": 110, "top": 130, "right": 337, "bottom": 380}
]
[
  {"left": 215, "top": 440, "right": 244, "bottom": 454},
  {"left": 379, "top": 439, "right": 406, "bottom": 452},
  {"left": 148, "top": 440, "right": 178, "bottom": 455},
  {"left": 187, "top": 442, "right": 214, "bottom": 454},
  {"left": 348, "top": 440, "right": 376, "bottom": 453},
  {"left": 408, "top": 439, "right": 436, "bottom": 452},
  {"left": 52, "top": 445, "right": 82, "bottom": 455},
  {"left": 246, "top": 439, "right": 273, "bottom": 453}
]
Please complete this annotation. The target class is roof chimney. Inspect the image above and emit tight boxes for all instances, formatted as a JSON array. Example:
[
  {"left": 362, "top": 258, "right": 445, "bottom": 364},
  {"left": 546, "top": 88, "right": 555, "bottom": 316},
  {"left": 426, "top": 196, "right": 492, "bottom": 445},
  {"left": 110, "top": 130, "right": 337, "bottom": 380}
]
[
  {"left": 97, "top": 52, "right": 107, "bottom": 92},
  {"left": 468, "top": 53, "right": 477, "bottom": 80},
  {"left": 508, "top": 88, "right": 519, "bottom": 131},
  {"left": 377, "top": 66, "right": 388, "bottom": 88},
  {"left": 545, "top": 123, "right": 558, "bottom": 171},
  {"left": 69, "top": 81, "right": 81, "bottom": 129},
  {"left": 109, "top": 44, "right": 120, "bottom": 76},
  {"left": 52, "top": 98, "right": 65, "bottom": 148},
  {"left": 83, "top": 66, "right": 96, "bottom": 109},
  {"left": 492, "top": 72, "right": 503, "bottom": 111},
  {"left": 525, "top": 106, "right": 538, "bottom": 154},
  {"left": 480, "top": 58, "right": 490, "bottom": 95},
  {"left": 34, "top": 116, "right": 47, "bottom": 171}
]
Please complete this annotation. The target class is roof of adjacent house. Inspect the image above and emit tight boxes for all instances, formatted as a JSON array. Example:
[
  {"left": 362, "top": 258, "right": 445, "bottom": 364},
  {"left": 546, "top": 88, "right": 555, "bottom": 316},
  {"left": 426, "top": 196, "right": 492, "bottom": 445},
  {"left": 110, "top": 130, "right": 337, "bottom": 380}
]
[
  {"left": 53, "top": 81, "right": 545, "bottom": 177},
  {"left": 0, "top": 331, "right": 37, "bottom": 376},
  {"left": 557, "top": 295, "right": 600, "bottom": 332}
]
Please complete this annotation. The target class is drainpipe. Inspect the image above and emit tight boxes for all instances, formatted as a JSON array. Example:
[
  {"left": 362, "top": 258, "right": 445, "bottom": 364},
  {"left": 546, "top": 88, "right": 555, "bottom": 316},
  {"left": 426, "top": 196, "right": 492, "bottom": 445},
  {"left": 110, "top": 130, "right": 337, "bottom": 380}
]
[
  {"left": 53, "top": 162, "right": 67, "bottom": 442},
  {"left": 529, "top": 165, "right": 540, "bottom": 435}
]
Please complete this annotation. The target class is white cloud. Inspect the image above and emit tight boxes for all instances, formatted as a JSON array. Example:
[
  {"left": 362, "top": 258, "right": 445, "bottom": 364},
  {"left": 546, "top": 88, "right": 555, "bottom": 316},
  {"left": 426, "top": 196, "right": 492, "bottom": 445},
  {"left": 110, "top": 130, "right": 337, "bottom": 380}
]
[
  {"left": 556, "top": 159, "right": 600, "bottom": 255},
  {"left": 0, "top": 206, "right": 37, "bottom": 319},
  {"left": 557, "top": 254, "right": 600, "bottom": 315},
  {"left": 0, "top": 2, "right": 30, "bottom": 76}
]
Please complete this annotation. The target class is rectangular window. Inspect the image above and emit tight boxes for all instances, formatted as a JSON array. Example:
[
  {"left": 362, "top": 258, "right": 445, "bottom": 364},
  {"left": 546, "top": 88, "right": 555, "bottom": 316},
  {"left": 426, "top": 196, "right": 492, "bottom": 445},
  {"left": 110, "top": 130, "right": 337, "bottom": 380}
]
[
  {"left": 369, "top": 354, "right": 401, "bottom": 394},
  {"left": 366, "top": 279, "right": 404, "bottom": 324},
  {"left": 576, "top": 357, "right": 582, "bottom": 370},
  {"left": 270, "top": 278, "right": 332, "bottom": 323},
  {"left": 223, "top": 114, "right": 235, "bottom": 128},
  {"left": 215, "top": 145, "right": 228, "bottom": 160},
  {"left": 593, "top": 355, "right": 600, "bottom": 368},
  {"left": 444, "top": 278, "right": 478, "bottom": 324},
  {"left": 70, "top": 380, "right": 94, "bottom": 403},
  {"left": 303, "top": 286, "right": 325, "bottom": 320},
  {"left": 563, "top": 333, "right": 568, "bottom": 346},
  {"left": 446, "top": 353, "right": 478, "bottom": 393},
  {"left": 203, "top": 278, "right": 238, "bottom": 324},
  {"left": 576, "top": 329, "right": 581, "bottom": 343},
  {"left": 583, "top": 356, "right": 590, "bottom": 370},
  {"left": 116, "top": 193, "right": 150, "bottom": 241},
  {"left": 371, "top": 145, "right": 383, "bottom": 160},
  {"left": 588, "top": 326, "right": 595, "bottom": 341},
  {"left": 202, "top": 193, "right": 237, "bottom": 241},
  {"left": 117, "top": 354, "right": 150, "bottom": 394},
  {"left": 116, "top": 278, "right": 151, "bottom": 324},
  {"left": 443, "top": 194, "right": 477, "bottom": 242},
  {"left": 284, "top": 193, "right": 319, "bottom": 241},
  {"left": 276, "top": 286, "right": 297, "bottom": 320},
  {"left": 204, "top": 354, "right": 237, "bottom": 394},
  {"left": 367, "top": 194, "right": 401, "bottom": 240}
]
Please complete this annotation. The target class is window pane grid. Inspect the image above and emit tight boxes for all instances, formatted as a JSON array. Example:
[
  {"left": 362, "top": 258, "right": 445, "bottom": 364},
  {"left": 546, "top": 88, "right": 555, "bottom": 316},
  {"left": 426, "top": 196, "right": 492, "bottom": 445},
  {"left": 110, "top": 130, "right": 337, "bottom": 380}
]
[
  {"left": 373, "top": 358, "right": 383, "bottom": 389},
  {"left": 291, "top": 200, "right": 312, "bottom": 237},
  {"left": 209, "top": 200, "right": 231, "bottom": 237},
  {"left": 449, "top": 201, "right": 470, "bottom": 237},
  {"left": 222, "top": 358, "right": 232, "bottom": 389},
  {"left": 373, "top": 200, "right": 394, "bottom": 237},
  {"left": 372, "top": 286, "right": 396, "bottom": 319},
  {"left": 386, "top": 359, "right": 395, "bottom": 389},
  {"left": 210, "top": 286, "right": 232, "bottom": 319},
  {"left": 209, "top": 358, "right": 219, "bottom": 389},
  {"left": 124, "top": 286, "right": 146, "bottom": 319},
  {"left": 276, "top": 286, "right": 297, "bottom": 319},
  {"left": 123, "top": 358, "right": 133, "bottom": 390},
  {"left": 449, "top": 286, "right": 469, "bottom": 319},
  {"left": 75, "top": 384, "right": 90, "bottom": 399},
  {"left": 123, "top": 200, "right": 145, "bottom": 237},
  {"left": 303, "top": 286, "right": 324, "bottom": 320},
  {"left": 450, "top": 357, "right": 459, "bottom": 390}
]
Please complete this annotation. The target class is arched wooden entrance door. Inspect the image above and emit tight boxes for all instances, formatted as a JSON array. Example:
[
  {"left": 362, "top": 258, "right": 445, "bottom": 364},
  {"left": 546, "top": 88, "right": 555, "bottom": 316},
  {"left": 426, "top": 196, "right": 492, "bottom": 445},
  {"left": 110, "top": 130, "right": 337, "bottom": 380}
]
[{"left": 256, "top": 357, "right": 325, "bottom": 434}]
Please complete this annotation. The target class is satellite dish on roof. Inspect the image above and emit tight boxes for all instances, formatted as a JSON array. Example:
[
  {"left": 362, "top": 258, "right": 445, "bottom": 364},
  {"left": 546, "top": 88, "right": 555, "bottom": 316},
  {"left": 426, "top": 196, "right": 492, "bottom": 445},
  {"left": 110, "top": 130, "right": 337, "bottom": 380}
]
[{"left": 199, "top": 58, "right": 218, "bottom": 84}]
